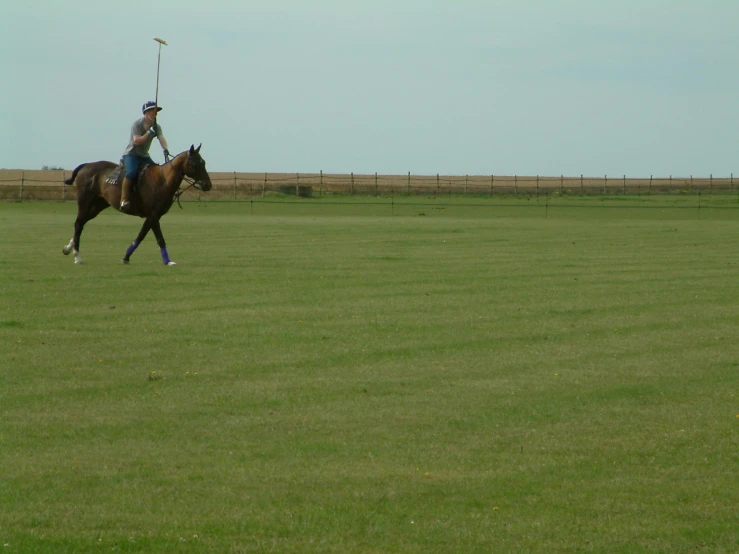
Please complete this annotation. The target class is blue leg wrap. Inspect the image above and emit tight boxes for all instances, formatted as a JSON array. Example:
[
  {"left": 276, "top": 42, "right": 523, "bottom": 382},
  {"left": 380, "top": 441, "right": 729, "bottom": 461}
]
[{"left": 125, "top": 239, "right": 140, "bottom": 257}]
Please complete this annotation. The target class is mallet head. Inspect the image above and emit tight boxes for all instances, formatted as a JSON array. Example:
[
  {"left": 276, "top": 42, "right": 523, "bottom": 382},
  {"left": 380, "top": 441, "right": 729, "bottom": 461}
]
[{"left": 153, "top": 37, "right": 168, "bottom": 45}]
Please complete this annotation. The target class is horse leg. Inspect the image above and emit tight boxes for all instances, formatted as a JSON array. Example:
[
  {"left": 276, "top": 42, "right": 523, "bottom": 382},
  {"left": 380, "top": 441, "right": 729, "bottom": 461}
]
[
  {"left": 68, "top": 215, "right": 87, "bottom": 264},
  {"left": 151, "top": 220, "right": 176, "bottom": 266},
  {"left": 63, "top": 198, "right": 109, "bottom": 264},
  {"left": 122, "top": 219, "right": 152, "bottom": 264},
  {"left": 62, "top": 238, "right": 75, "bottom": 256}
]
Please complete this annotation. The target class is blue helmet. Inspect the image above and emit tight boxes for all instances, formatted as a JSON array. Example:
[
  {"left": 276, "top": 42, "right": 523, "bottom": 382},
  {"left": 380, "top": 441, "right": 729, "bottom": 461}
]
[{"left": 142, "top": 101, "right": 163, "bottom": 114}]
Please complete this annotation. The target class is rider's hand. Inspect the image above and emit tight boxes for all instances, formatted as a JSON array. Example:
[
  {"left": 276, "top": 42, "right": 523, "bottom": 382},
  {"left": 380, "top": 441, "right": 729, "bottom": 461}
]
[
  {"left": 148, "top": 124, "right": 158, "bottom": 136},
  {"left": 163, "top": 148, "right": 170, "bottom": 160}
]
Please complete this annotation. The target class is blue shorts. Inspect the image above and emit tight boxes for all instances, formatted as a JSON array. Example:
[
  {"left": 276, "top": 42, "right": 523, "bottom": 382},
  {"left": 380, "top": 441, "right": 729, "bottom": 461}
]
[{"left": 123, "top": 154, "right": 154, "bottom": 180}]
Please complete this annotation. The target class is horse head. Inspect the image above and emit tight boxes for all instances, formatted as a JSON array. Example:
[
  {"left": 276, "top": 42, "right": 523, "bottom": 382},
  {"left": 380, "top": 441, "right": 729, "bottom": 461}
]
[{"left": 184, "top": 144, "right": 212, "bottom": 191}]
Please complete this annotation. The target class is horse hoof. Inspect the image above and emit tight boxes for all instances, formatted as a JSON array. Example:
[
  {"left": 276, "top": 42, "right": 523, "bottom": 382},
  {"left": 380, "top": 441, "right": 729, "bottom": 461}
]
[
  {"left": 74, "top": 258, "right": 84, "bottom": 265},
  {"left": 166, "top": 261, "right": 177, "bottom": 266},
  {"left": 122, "top": 259, "right": 130, "bottom": 265}
]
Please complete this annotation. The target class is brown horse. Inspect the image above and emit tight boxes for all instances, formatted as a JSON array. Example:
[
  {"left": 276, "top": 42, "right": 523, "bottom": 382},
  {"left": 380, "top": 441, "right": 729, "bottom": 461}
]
[{"left": 62, "top": 145, "right": 212, "bottom": 265}]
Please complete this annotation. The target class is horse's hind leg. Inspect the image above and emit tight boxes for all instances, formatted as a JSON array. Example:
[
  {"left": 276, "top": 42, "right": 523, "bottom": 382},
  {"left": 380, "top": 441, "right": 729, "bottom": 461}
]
[
  {"left": 62, "top": 198, "right": 81, "bottom": 257},
  {"left": 122, "top": 219, "right": 152, "bottom": 264},
  {"left": 62, "top": 218, "right": 85, "bottom": 263},
  {"left": 63, "top": 198, "right": 110, "bottom": 264},
  {"left": 62, "top": 238, "right": 75, "bottom": 256},
  {"left": 151, "top": 219, "right": 176, "bottom": 266}
]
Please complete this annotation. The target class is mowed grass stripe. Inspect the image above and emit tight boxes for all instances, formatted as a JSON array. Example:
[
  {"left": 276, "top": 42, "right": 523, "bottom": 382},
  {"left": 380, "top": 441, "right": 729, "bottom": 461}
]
[{"left": 0, "top": 199, "right": 738, "bottom": 553}]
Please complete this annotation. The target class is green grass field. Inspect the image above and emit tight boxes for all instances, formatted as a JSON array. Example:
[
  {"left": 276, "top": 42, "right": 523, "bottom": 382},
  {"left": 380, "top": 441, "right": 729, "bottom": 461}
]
[{"left": 1, "top": 198, "right": 738, "bottom": 553}]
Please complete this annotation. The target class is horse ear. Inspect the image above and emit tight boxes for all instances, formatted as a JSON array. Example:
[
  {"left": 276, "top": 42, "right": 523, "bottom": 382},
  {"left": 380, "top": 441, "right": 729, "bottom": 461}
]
[
  {"left": 189, "top": 144, "right": 195, "bottom": 153},
  {"left": 196, "top": 144, "right": 202, "bottom": 153}
]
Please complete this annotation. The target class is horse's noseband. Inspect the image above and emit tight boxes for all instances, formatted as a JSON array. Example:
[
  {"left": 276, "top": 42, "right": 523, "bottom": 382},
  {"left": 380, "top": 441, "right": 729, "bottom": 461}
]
[{"left": 186, "top": 176, "right": 206, "bottom": 190}]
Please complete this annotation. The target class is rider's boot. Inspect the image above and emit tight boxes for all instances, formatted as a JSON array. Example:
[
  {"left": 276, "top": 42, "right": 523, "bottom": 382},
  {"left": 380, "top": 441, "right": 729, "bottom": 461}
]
[{"left": 120, "top": 177, "right": 134, "bottom": 212}]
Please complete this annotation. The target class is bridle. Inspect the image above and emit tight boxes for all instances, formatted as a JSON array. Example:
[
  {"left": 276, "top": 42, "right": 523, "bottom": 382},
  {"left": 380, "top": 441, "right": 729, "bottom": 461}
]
[{"left": 167, "top": 151, "right": 209, "bottom": 208}]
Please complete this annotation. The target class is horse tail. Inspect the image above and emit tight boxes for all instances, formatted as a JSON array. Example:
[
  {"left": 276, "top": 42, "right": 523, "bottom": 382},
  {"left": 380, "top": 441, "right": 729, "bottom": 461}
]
[{"left": 64, "top": 163, "right": 87, "bottom": 185}]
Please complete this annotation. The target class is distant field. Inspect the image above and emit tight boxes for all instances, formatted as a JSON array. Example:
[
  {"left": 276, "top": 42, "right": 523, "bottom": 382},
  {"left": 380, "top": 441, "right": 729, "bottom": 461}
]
[
  {"left": 2, "top": 168, "right": 738, "bottom": 200},
  {"left": 1, "top": 199, "right": 738, "bottom": 553}
]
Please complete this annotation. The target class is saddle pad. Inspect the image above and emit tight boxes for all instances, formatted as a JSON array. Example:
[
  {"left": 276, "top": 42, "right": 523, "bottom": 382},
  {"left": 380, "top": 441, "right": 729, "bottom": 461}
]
[
  {"left": 105, "top": 163, "right": 151, "bottom": 187},
  {"left": 105, "top": 164, "right": 124, "bottom": 186}
]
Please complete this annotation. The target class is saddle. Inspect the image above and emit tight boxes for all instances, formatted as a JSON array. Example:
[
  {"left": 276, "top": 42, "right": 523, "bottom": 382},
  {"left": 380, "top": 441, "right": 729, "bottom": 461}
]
[{"left": 105, "top": 159, "right": 151, "bottom": 188}]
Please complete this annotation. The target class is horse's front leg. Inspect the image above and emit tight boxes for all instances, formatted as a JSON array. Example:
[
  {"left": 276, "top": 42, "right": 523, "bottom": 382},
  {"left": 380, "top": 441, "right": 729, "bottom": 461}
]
[
  {"left": 122, "top": 219, "right": 152, "bottom": 264},
  {"left": 151, "top": 219, "right": 176, "bottom": 266}
]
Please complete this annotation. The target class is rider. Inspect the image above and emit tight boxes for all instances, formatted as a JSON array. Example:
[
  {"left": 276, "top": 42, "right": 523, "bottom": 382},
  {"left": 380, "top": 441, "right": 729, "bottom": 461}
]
[{"left": 120, "top": 101, "right": 170, "bottom": 211}]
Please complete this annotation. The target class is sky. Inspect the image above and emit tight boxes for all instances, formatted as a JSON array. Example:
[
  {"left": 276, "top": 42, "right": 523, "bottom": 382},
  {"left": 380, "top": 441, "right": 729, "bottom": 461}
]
[{"left": 2, "top": 0, "right": 738, "bottom": 177}]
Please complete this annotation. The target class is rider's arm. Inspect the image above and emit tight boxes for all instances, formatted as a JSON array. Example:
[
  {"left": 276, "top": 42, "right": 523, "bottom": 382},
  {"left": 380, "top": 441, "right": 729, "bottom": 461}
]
[
  {"left": 132, "top": 121, "right": 159, "bottom": 147},
  {"left": 132, "top": 133, "right": 150, "bottom": 147}
]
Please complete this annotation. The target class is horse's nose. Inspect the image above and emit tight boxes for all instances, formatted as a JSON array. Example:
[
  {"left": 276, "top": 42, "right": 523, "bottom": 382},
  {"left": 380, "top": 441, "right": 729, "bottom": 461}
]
[{"left": 202, "top": 180, "right": 213, "bottom": 192}]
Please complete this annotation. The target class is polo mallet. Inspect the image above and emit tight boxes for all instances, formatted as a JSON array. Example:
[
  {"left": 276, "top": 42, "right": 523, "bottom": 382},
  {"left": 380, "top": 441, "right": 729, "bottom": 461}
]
[
  {"left": 153, "top": 37, "right": 167, "bottom": 112},
  {"left": 153, "top": 38, "right": 168, "bottom": 161}
]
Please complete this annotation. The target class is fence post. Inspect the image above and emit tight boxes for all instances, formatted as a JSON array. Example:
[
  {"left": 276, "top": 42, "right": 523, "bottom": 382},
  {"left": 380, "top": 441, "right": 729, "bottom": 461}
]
[
  {"left": 732, "top": 173, "right": 734, "bottom": 192},
  {"left": 648, "top": 175, "right": 652, "bottom": 194},
  {"left": 603, "top": 175, "right": 607, "bottom": 194},
  {"left": 623, "top": 174, "right": 626, "bottom": 195},
  {"left": 514, "top": 175, "right": 518, "bottom": 195},
  {"left": 490, "top": 175, "right": 494, "bottom": 197},
  {"left": 536, "top": 175, "right": 539, "bottom": 195},
  {"left": 375, "top": 172, "right": 378, "bottom": 196},
  {"left": 319, "top": 170, "right": 323, "bottom": 197},
  {"left": 233, "top": 171, "right": 237, "bottom": 199},
  {"left": 580, "top": 174, "right": 583, "bottom": 195},
  {"left": 262, "top": 172, "right": 267, "bottom": 198},
  {"left": 407, "top": 171, "right": 410, "bottom": 195},
  {"left": 690, "top": 175, "right": 693, "bottom": 193},
  {"left": 464, "top": 175, "right": 468, "bottom": 195},
  {"left": 62, "top": 171, "right": 66, "bottom": 201},
  {"left": 710, "top": 173, "right": 713, "bottom": 194},
  {"left": 436, "top": 173, "right": 440, "bottom": 196},
  {"left": 20, "top": 171, "right": 24, "bottom": 202}
]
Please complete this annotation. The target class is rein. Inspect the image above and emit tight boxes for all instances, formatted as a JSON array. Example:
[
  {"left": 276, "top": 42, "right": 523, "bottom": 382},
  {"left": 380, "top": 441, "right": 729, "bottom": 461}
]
[{"left": 174, "top": 176, "right": 200, "bottom": 209}]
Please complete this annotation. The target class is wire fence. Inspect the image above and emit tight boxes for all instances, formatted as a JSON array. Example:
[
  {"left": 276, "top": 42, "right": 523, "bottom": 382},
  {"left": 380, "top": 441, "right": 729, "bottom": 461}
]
[{"left": 2, "top": 169, "right": 739, "bottom": 201}]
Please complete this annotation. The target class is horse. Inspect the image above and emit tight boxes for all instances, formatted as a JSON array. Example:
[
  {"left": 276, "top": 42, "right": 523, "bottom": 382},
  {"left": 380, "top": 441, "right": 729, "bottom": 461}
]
[{"left": 62, "top": 144, "right": 212, "bottom": 265}]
